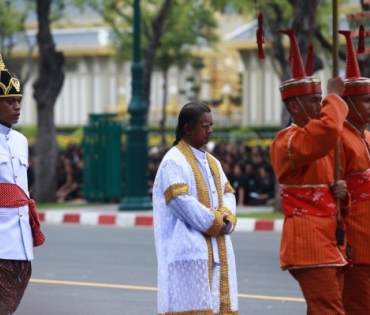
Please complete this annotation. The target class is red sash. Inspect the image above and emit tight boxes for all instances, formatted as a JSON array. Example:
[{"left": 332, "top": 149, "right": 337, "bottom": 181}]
[
  {"left": 345, "top": 169, "right": 370, "bottom": 204},
  {"left": 0, "top": 183, "right": 45, "bottom": 247},
  {"left": 280, "top": 185, "right": 337, "bottom": 216}
]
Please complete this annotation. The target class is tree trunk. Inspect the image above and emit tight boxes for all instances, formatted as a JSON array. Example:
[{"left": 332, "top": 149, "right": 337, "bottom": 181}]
[
  {"left": 33, "top": 0, "right": 65, "bottom": 203},
  {"left": 293, "top": 0, "right": 314, "bottom": 66},
  {"left": 142, "top": 0, "right": 173, "bottom": 110},
  {"left": 160, "top": 67, "right": 168, "bottom": 145}
]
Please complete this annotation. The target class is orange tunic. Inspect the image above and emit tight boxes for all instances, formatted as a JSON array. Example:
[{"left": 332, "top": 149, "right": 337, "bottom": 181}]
[
  {"left": 270, "top": 94, "right": 348, "bottom": 270},
  {"left": 340, "top": 123, "right": 370, "bottom": 264}
]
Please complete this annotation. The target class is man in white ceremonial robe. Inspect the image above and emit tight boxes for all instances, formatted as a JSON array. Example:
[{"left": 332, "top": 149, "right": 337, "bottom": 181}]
[{"left": 153, "top": 102, "right": 238, "bottom": 315}]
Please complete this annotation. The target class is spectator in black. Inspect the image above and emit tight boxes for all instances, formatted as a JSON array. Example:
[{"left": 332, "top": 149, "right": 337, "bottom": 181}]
[
  {"left": 248, "top": 163, "right": 275, "bottom": 206},
  {"left": 243, "top": 162, "right": 255, "bottom": 205},
  {"left": 229, "top": 163, "right": 247, "bottom": 206},
  {"left": 250, "top": 145, "right": 263, "bottom": 168},
  {"left": 56, "top": 172, "right": 80, "bottom": 203}
]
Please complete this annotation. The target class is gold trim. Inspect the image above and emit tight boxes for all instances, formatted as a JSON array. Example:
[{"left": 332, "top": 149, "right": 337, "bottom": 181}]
[
  {"left": 219, "top": 207, "right": 237, "bottom": 229},
  {"left": 280, "top": 78, "right": 321, "bottom": 91},
  {"left": 224, "top": 181, "right": 235, "bottom": 194},
  {"left": 0, "top": 55, "right": 5, "bottom": 70},
  {"left": 0, "top": 94, "right": 22, "bottom": 98},
  {"left": 176, "top": 140, "right": 210, "bottom": 208},
  {"left": 205, "top": 210, "right": 224, "bottom": 237},
  {"left": 206, "top": 236, "right": 213, "bottom": 288},
  {"left": 345, "top": 79, "right": 370, "bottom": 86},
  {"left": 0, "top": 70, "right": 22, "bottom": 96},
  {"left": 208, "top": 153, "right": 232, "bottom": 314},
  {"left": 10, "top": 78, "right": 21, "bottom": 92},
  {"left": 164, "top": 183, "right": 189, "bottom": 205},
  {"left": 207, "top": 155, "right": 223, "bottom": 207},
  {"left": 217, "top": 236, "right": 231, "bottom": 314}
]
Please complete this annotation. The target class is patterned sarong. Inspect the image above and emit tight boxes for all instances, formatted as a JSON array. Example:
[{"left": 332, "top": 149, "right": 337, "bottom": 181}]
[{"left": 0, "top": 259, "right": 31, "bottom": 315}]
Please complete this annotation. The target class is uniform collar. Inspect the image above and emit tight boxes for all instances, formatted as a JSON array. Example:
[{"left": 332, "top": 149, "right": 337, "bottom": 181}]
[
  {"left": 190, "top": 145, "right": 206, "bottom": 159},
  {"left": 0, "top": 124, "right": 11, "bottom": 135}
]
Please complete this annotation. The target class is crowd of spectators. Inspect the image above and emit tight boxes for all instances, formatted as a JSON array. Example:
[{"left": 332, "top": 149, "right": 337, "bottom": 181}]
[
  {"left": 28, "top": 141, "right": 275, "bottom": 207},
  {"left": 28, "top": 143, "right": 84, "bottom": 203},
  {"left": 148, "top": 141, "right": 275, "bottom": 207}
]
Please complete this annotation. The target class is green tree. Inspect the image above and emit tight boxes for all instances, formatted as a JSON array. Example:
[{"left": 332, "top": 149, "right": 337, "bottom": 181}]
[
  {"left": 0, "top": 0, "right": 35, "bottom": 87},
  {"left": 75, "top": 0, "right": 174, "bottom": 111},
  {"left": 154, "top": 1, "right": 218, "bottom": 143},
  {"left": 0, "top": 0, "right": 67, "bottom": 202},
  {"left": 75, "top": 0, "right": 219, "bottom": 112}
]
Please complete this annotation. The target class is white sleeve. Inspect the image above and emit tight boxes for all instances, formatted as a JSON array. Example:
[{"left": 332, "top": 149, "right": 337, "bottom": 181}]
[{"left": 159, "top": 159, "right": 225, "bottom": 237}]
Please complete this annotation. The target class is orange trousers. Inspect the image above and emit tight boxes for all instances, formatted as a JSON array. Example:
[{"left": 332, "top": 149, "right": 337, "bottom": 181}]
[
  {"left": 289, "top": 267, "right": 345, "bottom": 315},
  {"left": 343, "top": 264, "right": 370, "bottom": 315}
]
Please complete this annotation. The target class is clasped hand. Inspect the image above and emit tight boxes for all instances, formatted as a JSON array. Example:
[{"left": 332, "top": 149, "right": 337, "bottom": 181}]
[{"left": 220, "top": 213, "right": 231, "bottom": 235}]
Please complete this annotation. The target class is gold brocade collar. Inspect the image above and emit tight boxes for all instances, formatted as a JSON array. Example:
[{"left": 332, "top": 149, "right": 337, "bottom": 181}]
[{"left": 176, "top": 140, "right": 223, "bottom": 208}]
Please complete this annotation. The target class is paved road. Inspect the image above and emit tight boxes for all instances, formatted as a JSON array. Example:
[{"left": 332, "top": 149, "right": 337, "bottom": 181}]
[{"left": 16, "top": 225, "right": 305, "bottom": 315}]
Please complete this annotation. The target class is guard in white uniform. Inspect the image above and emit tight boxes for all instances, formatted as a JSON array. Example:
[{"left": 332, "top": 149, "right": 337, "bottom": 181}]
[
  {"left": 153, "top": 102, "right": 238, "bottom": 315},
  {"left": 0, "top": 55, "right": 36, "bottom": 315}
]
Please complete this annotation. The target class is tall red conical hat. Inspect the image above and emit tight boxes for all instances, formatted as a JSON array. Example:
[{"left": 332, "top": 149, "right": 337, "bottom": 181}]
[
  {"left": 338, "top": 30, "right": 370, "bottom": 97},
  {"left": 278, "top": 30, "right": 321, "bottom": 100}
]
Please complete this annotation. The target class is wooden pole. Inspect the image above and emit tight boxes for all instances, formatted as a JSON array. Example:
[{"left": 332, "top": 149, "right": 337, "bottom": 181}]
[{"left": 332, "top": 0, "right": 341, "bottom": 220}]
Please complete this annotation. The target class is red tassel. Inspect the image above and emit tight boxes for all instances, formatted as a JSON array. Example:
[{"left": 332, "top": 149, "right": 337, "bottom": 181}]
[
  {"left": 305, "top": 42, "right": 314, "bottom": 75},
  {"left": 256, "top": 30, "right": 265, "bottom": 59},
  {"left": 358, "top": 24, "right": 365, "bottom": 54},
  {"left": 256, "top": 12, "right": 265, "bottom": 59},
  {"left": 258, "top": 12, "right": 265, "bottom": 43}
]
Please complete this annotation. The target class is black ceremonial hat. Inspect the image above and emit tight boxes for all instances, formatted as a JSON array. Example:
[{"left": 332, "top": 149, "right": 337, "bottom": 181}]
[{"left": 0, "top": 54, "right": 22, "bottom": 98}]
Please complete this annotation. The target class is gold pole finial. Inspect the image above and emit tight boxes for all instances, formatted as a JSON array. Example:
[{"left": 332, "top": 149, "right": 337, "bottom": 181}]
[{"left": 0, "top": 54, "right": 5, "bottom": 70}]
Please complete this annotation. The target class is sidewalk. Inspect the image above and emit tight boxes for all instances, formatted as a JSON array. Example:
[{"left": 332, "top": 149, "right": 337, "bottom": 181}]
[{"left": 38, "top": 204, "right": 283, "bottom": 232}]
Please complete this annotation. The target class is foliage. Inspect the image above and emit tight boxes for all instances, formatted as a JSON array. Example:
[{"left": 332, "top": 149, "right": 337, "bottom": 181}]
[
  {"left": 0, "top": 0, "right": 27, "bottom": 47},
  {"left": 75, "top": 0, "right": 219, "bottom": 66},
  {"left": 155, "top": 1, "right": 217, "bottom": 71}
]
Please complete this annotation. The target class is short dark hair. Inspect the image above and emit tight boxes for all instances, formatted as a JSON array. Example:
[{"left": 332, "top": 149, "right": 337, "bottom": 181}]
[{"left": 173, "top": 102, "right": 211, "bottom": 146}]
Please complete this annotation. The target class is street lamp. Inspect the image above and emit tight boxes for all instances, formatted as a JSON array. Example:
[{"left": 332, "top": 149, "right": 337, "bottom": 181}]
[{"left": 119, "top": 0, "right": 152, "bottom": 210}]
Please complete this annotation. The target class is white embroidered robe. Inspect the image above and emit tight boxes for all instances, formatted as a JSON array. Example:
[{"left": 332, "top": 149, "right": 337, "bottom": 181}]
[{"left": 153, "top": 140, "right": 238, "bottom": 315}]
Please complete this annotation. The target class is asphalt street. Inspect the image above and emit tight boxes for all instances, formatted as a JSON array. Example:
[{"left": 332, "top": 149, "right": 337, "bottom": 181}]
[{"left": 16, "top": 225, "right": 306, "bottom": 315}]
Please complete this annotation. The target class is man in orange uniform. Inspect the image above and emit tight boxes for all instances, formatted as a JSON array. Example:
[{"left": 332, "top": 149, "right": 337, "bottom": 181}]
[
  {"left": 338, "top": 30, "right": 370, "bottom": 315},
  {"left": 270, "top": 30, "right": 349, "bottom": 315}
]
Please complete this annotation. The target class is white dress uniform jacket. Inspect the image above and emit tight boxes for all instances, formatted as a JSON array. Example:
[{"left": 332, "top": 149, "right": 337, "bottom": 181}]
[{"left": 0, "top": 124, "right": 33, "bottom": 260}]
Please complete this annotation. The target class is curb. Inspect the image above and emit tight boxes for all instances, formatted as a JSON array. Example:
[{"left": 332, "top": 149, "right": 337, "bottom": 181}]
[{"left": 38, "top": 211, "right": 283, "bottom": 232}]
